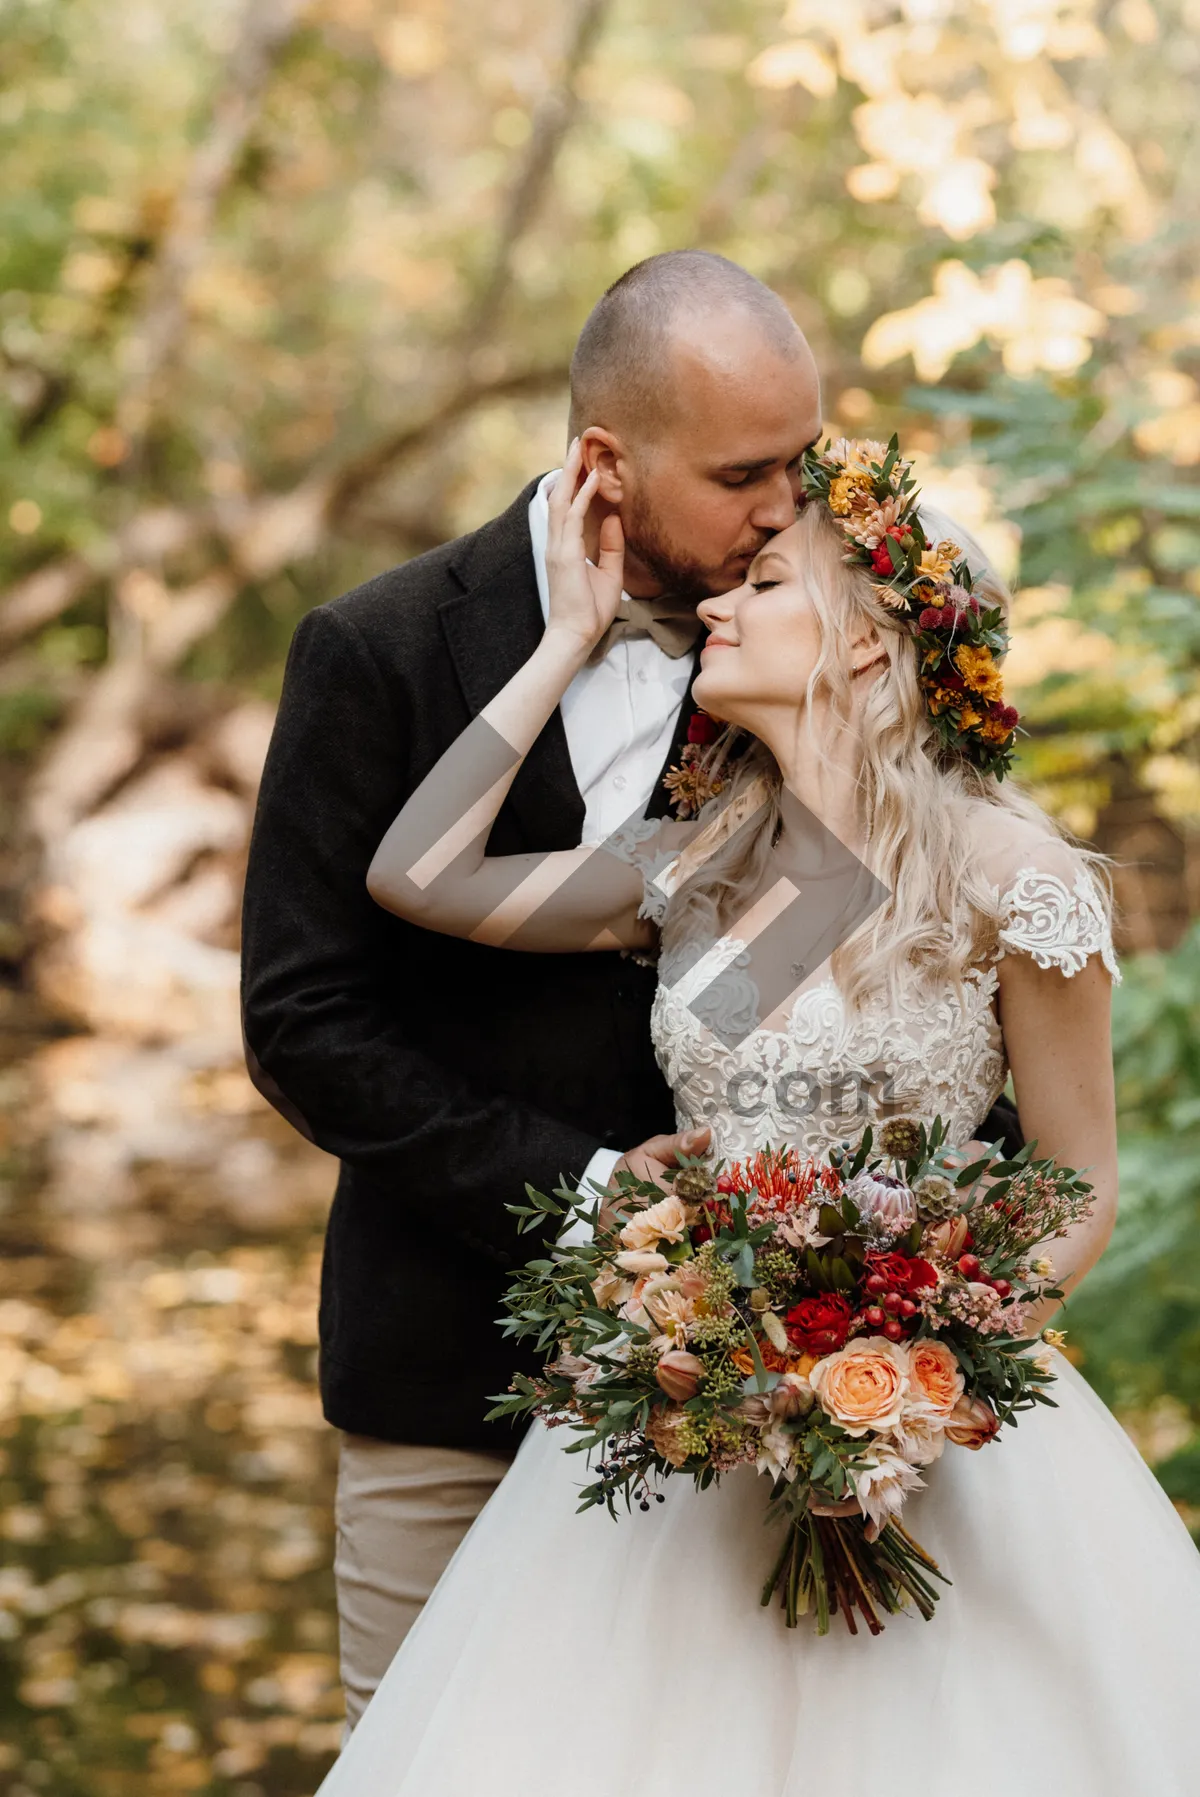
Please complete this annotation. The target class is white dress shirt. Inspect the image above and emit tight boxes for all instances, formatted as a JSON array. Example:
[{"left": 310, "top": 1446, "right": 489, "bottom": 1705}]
[{"left": 528, "top": 469, "right": 693, "bottom": 1210}]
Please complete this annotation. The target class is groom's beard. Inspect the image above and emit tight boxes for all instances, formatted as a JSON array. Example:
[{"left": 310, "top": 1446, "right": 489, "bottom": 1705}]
[{"left": 623, "top": 490, "right": 772, "bottom": 602}]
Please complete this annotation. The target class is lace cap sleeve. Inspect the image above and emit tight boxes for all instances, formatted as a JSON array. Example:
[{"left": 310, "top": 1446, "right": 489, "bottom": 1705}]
[
  {"left": 995, "top": 857, "right": 1121, "bottom": 984},
  {"left": 602, "top": 817, "right": 679, "bottom": 928}
]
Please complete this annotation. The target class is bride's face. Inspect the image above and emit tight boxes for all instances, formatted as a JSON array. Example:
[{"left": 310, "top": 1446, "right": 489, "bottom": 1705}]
[{"left": 692, "top": 519, "right": 824, "bottom": 729}]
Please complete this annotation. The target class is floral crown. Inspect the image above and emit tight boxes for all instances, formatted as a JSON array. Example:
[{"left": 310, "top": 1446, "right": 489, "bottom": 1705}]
[{"left": 799, "top": 436, "right": 1020, "bottom": 780}]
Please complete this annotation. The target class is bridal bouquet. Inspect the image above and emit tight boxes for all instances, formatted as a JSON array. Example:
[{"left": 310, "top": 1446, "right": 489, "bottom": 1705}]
[{"left": 487, "top": 1118, "right": 1093, "bottom": 1637}]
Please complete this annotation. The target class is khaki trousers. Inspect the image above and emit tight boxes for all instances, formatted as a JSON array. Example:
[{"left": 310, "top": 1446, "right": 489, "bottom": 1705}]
[{"left": 333, "top": 1433, "right": 513, "bottom": 1733}]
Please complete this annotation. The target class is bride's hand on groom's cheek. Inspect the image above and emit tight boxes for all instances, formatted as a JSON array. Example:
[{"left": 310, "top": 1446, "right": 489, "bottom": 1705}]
[
  {"left": 544, "top": 437, "right": 624, "bottom": 657},
  {"left": 598, "top": 1126, "right": 712, "bottom": 1233}
]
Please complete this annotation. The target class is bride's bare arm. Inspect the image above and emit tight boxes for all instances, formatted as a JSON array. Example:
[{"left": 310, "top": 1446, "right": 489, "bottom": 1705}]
[
  {"left": 366, "top": 440, "right": 692, "bottom": 951},
  {"left": 998, "top": 948, "right": 1118, "bottom": 1326}
]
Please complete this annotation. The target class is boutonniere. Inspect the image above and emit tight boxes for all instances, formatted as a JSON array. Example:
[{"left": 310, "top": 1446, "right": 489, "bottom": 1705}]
[{"left": 663, "top": 710, "right": 744, "bottom": 820}]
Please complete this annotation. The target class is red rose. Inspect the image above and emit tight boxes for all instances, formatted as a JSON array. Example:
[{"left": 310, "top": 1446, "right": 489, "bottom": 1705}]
[
  {"left": 870, "top": 526, "right": 911, "bottom": 578},
  {"left": 687, "top": 709, "right": 719, "bottom": 746},
  {"left": 785, "top": 1293, "right": 853, "bottom": 1353},
  {"left": 864, "top": 1252, "right": 938, "bottom": 1295}
]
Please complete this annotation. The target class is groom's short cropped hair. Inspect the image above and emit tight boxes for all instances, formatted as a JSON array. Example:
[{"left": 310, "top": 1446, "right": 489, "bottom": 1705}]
[{"left": 568, "top": 250, "right": 804, "bottom": 440}]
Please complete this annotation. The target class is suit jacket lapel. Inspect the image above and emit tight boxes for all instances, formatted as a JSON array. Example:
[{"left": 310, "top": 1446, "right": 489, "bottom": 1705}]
[{"left": 438, "top": 480, "right": 585, "bottom": 851}]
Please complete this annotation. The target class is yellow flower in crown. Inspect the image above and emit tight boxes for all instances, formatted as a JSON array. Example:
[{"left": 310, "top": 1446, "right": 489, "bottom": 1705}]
[
  {"left": 977, "top": 712, "right": 1013, "bottom": 744},
  {"left": 958, "top": 703, "right": 984, "bottom": 730},
  {"left": 953, "top": 644, "right": 1004, "bottom": 700},
  {"left": 919, "top": 540, "right": 961, "bottom": 581},
  {"left": 828, "top": 468, "right": 874, "bottom": 516}
]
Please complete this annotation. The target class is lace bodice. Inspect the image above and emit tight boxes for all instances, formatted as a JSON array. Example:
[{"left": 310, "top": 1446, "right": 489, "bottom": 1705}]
[{"left": 647, "top": 861, "right": 1120, "bottom": 1162}]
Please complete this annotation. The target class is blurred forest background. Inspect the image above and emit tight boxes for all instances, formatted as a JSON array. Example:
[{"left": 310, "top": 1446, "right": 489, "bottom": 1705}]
[{"left": 1, "top": 0, "right": 1199, "bottom": 1790}]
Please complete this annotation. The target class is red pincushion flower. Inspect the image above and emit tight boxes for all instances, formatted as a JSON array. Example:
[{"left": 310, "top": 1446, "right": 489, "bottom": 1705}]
[
  {"left": 864, "top": 1252, "right": 938, "bottom": 1294},
  {"left": 687, "top": 710, "right": 720, "bottom": 746},
  {"left": 785, "top": 1293, "right": 853, "bottom": 1353},
  {"left": 918, "top": 607, "right": 942, "bottom": 630}
]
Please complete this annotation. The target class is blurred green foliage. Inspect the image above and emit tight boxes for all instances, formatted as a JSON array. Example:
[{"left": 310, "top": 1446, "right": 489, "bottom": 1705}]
[{"left": 1064, "top": 923, "right": 1200, "bottom": 1433}]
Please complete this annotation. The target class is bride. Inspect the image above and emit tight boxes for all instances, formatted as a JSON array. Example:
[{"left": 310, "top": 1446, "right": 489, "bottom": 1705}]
[{"left": 317, "top": 438, "right": 1200, "bottom": 1796}]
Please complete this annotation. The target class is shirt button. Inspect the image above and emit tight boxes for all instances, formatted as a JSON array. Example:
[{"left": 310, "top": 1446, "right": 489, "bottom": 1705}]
[
  {"left": 613, "top": 774, "right": 627, "bottom": 790},
  {"left": 636, "top": 668, "right": 648, "bottom": 684}
]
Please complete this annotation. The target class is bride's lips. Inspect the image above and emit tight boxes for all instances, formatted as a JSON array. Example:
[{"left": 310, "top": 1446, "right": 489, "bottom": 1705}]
[{"left": 701, "top": 635, "right": 737, "bottom": 654}]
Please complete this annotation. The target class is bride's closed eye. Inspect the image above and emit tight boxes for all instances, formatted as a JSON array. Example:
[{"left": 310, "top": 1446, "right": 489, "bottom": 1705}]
[{"left": 750, "top": 579, "right": 781, "bottom": 592}]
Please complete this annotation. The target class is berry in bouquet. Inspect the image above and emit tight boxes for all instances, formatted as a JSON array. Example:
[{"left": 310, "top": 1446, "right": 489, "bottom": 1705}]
[{"left": 488, "top": 1117, "right": 1093, "bottom": 1637}]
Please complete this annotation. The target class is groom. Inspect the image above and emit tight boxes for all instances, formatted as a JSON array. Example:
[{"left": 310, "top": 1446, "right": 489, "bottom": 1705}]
[{"left": 240, "top": 250, "right": 1019, "bottom": 1728}]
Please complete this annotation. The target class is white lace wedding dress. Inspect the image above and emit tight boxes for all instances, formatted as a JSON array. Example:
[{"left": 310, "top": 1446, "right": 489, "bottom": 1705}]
[{"left": 317, "top": 850, "right": 1200, "bottom": 1797}]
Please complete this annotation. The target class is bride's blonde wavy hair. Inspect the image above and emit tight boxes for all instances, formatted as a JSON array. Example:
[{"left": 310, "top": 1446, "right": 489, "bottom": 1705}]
[{"left": 663, "top": 499, "right": 1113, "bottom": 1013}]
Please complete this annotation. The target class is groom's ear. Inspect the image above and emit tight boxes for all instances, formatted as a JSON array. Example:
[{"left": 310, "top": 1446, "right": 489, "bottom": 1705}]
[{"left": 579, "top": 426, "right": 625, "bottom": 504}]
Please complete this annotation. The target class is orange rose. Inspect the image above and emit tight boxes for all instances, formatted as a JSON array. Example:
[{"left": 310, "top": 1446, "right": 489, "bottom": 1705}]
[
  {"left": 944, "top": 1393, "right": 1000, "bottom": 1449},
  {"left": 620, "top": 1194, "right": 690, "bottom": 1252},
  {"left": 809, "top": 1339, "right": 910, "bottom": 1437},
  {"left": 907, "top": 1340, "right": 964, "bottom": 1419}
]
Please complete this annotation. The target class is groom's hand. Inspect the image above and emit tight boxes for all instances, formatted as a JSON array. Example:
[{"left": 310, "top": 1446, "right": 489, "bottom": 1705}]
[{"left": 598, "top": 1126, "right": 712, "bottom": 1234}]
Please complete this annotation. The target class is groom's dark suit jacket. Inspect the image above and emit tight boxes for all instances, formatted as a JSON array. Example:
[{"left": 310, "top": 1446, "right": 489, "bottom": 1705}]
[{"left": 240, "top": 476, "right": 1023, "bottom": 1451}]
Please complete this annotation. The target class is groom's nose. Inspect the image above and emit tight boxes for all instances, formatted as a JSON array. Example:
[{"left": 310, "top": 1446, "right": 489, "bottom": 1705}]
[{"left": 747, "top": 468, "right": 801, "bottom": 534}]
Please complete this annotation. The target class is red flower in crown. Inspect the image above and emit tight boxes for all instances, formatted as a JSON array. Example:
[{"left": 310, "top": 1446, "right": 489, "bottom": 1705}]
[{"left": 870, "top": 526, "right": 911, "bottom": 577}]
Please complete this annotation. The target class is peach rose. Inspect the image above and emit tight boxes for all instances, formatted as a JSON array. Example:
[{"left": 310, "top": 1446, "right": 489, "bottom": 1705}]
[
  {"left": 620, "top": 1194, "right": 690, "bottom": 1252},
  {"left": 944, "top": 1393, "right": 1000, "bottom": 1449},
  {"left": 809, "top": 1338, "right": 911, "bottom": 1437},
  {"left": 907, "top": 1339, "right": 965, "bottom": 1420}
]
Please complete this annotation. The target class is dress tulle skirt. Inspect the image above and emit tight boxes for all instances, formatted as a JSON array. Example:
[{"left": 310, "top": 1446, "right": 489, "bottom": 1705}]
[{"left": 317, "top": 1354, "right": 1200, "bottom": 1797}]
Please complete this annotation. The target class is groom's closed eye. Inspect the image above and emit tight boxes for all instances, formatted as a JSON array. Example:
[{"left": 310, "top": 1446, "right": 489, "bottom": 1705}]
[{"left": 716, "top": 452, "right": 812, "bottom": 490}]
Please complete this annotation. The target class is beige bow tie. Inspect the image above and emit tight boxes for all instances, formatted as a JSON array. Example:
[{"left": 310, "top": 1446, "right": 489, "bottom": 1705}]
[{"left": 587, "top": 596, "right": 705, "bottom": 665}]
